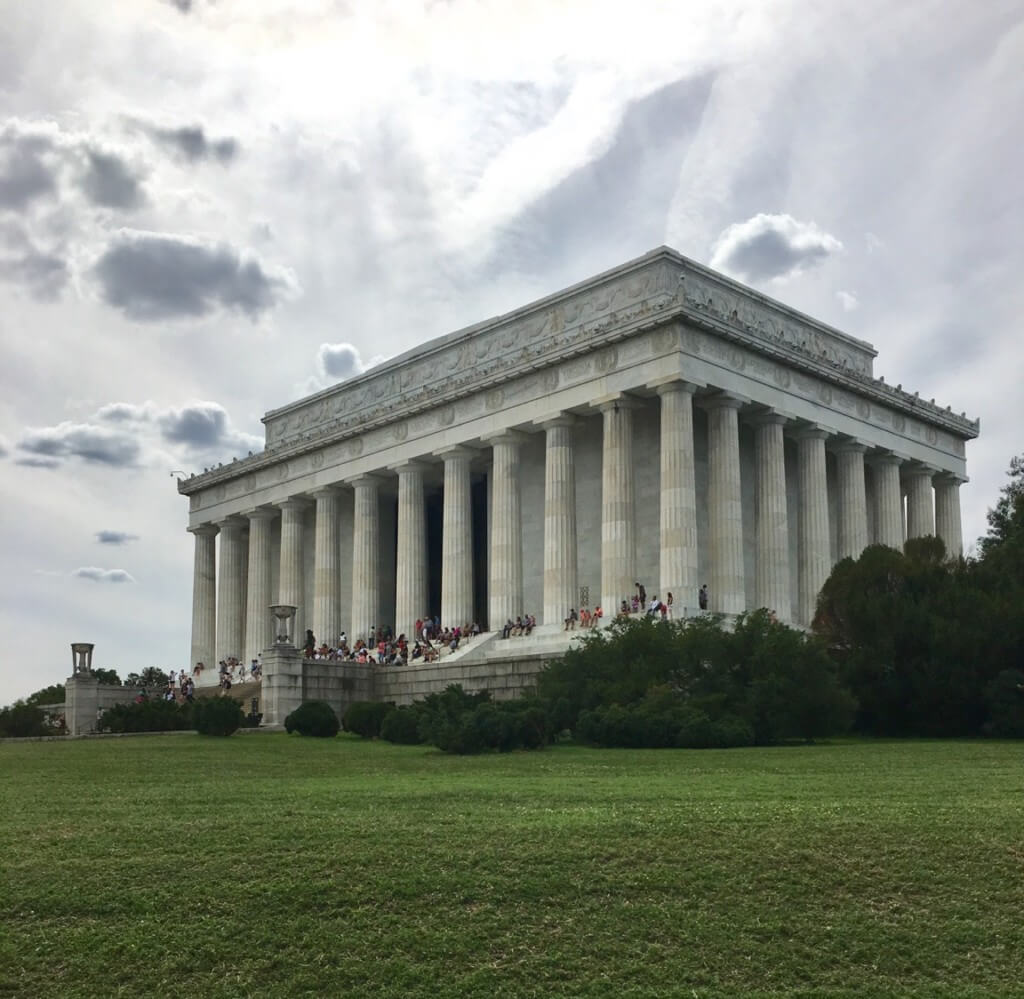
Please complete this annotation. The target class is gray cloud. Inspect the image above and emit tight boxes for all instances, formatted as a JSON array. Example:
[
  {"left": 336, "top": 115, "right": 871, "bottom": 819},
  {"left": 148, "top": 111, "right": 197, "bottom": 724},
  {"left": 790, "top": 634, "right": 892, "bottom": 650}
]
[
  {"left": 2, "top": 248, "right": 68, "bottom": 301},
  {"left": 146, "top": 124, "right": 238, "bottom": 164},
  {"left": 72, "top": 567, "right": 136, "bottom": 583},
  {"left": 159, "top": 402, "right": 241, "bottom": 449},
  {"left": 0, "top": 435, "right": 8, "bottom": 457},
  {"left": 18, "top": 421, "right": 142, "bottom": 467},
  {"left": 318, "top": 342, "right": 365, "bottom": 381},
  {"left": 164, "top": 0, "right": 193, "bottom": 11},
  {"left": 92, "top": 229, "right": 297, "bottom": 320},
  {"left": 80, "top": 148, "right": 145, "bottom": 209},
  {"left": 14, "top": 456, "right": 61, "bottom": 469},
  {"left": 709, "top": 213, "right": 842, "bottom": 283},
  {"left": 96, "top": 530, "right": 139, "bottom": 544},
  {"left": 0, "top": 124, "right": 58, "bottom": 209}
]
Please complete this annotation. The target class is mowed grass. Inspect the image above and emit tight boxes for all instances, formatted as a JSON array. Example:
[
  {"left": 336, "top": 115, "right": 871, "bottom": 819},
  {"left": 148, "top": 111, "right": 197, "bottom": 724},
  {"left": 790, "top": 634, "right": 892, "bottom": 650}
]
[{"left": 2, "top": 737, "right": 1023, "bottom": 999}]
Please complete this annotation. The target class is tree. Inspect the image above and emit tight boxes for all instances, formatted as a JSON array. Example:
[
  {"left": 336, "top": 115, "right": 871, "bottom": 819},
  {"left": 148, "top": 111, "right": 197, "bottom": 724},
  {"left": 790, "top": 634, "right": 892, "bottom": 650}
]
[
  {"left": 93, "top": 668, "right": 121, "bottom": 685},
  {"left": 124, "top": 667, "right": 170, "bottom": 688},
  {"left": 25, "top": 683, "right": 66, "bottom": 706},
  {"left": 979, "top": 454, "right": 1024, "bottom": 560}
]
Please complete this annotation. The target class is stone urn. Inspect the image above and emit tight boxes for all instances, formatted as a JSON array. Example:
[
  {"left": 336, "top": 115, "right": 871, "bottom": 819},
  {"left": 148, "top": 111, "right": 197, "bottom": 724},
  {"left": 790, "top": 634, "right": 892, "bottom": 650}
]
[{"left": 269, "top": 605, "right": 298, "bottom": 646}]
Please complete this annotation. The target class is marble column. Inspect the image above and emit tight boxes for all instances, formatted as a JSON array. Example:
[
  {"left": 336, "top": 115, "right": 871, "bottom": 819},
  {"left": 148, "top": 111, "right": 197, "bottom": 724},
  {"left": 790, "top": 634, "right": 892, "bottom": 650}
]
[
  {"left": 312, "top": 487, "right": 341, "bottom": 647},
  {"left": 487, "top": 431, "right": 525, "bottom": 630},
  {"left": 541, "top": 416, "right": 578, "bottom": 627},
  {"left": 704, "top": 394, "right": 746, "bottom": 615},
  {"left": 599, "top": 395, "right": 637, "bottom": 615},
  {"left": 394, "top": 462, "right": 428, "bottom": 640},
  {"left": 216, "top": 517, "right": 246, "bottom": 662},
  {"left": 835, "top": 441, "right": 869, "bottom": 561},
  {"left": 752, "top": 413, "right": 790, "bottom": 621},
  {"left": 796, "top": 427, "right": 830, "bottom": 627},
  {"left": 349, "top": 475, "right": 380, "bottom": 643},
  {"left": 934, "top": 473, "right": 965, "bottom": 557},
  {"left": 440, "top": 447, "right": 475, "bottom": 628},
  {"left": 657, "top": 382, "right": 699, "bottom": 612},
  {"left": 871, "top": 453, "right": 905, "bottom": 551},
  {"left": 905, "top": 465, "right": 936, "bottom": 540},
  {"left": 188, "top": 524, "right": 218, "bottom": 676},
  {"left": 244, "top": 509, "right": 275, "bottom": 661},
  {"left": 277, "top": 498, "right": 309, "bottom": 634}
]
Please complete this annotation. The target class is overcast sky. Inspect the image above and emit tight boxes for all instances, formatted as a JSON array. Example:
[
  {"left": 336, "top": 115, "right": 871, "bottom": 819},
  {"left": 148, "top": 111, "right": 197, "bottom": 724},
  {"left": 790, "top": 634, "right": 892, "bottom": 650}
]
[{"left": 1, "top": 0, "right": 1021, "bottom": 705}]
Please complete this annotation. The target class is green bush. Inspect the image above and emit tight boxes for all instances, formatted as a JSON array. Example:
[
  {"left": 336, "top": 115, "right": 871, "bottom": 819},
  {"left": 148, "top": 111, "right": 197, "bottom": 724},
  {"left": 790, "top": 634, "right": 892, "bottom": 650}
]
[
  {"left": 342, "top": 701, "right": 392, "bottom": 739},
  {"left": 983, "top": 669, "right": 1024, "bottom": 738},
  {"left": 285, "top": 700, "right": 340, "bottom": 738},
  {"left": 575, "top": 702, "right": 753, "bottom": 749},
  {"left": 192, "top": 696, "right": 243, "bottom": 737},
  {"left": 0, "top": 701, "right": 49, "bottom": 738},
  {"left": 379, "top": 705, "right": 425, "bottom": 744},
  {"left": 99, "top": 699, "right": 191, "bottom": 734}
]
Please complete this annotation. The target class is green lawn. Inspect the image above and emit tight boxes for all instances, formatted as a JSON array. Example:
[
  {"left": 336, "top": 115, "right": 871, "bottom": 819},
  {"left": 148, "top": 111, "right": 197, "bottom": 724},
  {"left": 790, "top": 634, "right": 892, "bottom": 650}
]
[{"left": 2, "top": 736, "right": 1022, "bottom": 998}]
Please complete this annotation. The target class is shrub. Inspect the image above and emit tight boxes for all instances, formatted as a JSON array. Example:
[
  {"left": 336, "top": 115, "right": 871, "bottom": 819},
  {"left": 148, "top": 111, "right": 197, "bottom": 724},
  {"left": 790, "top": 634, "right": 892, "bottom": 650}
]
[
  {"left": 342, "top": 701, "right": 392, "bottom": 739},
  {"left": 0, "top": 701, "right": 49, "bottom": 738},
  {"left": 983, "top": 669, "right": 1024, "bottom": 738},
  {"left": 379, "top": 706, "right": 425, "bottom": 744},
  {"left": 99, "top": 699, "right": 191, "bottom": 734},
  {"left": 193, "top": 696, "right": 244, "bottom": 737},
  {"left": 285, "top": 700, "right": 340, "bottom": 738}
]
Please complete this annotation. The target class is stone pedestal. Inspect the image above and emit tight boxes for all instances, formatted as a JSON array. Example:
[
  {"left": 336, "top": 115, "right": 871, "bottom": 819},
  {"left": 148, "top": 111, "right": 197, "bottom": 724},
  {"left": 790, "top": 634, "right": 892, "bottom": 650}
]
[{"left": 261, "top": 644, "right": 304, "bottom": 729}]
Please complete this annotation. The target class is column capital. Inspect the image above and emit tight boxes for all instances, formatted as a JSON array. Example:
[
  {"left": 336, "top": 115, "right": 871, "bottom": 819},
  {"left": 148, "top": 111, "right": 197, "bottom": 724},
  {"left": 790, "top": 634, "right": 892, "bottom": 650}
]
[
  {"left": 344, "top": 472, "right": 383, "bottom": 489},
  {"left": 934, "top": 470, "right": 968, "bottom": 486},
  {"left": 309, "top": 485, "right": 341, "bottom": 501},
  {"left": 276, "top": 496, "right": 312, "bottom": 513},
  {"left": 243, "top": 507, "right": 278, "bottom": 522},
  {"left": 187, "top": 523, "right": 220, "bottom": 537},
  {"left": 593, "top": 392, "right": 642, "bottom": 413},
  {"left": 534, "top": 413, "right": 577, "bottom": 431},
  {"left": 867, "top": 449, "right": 907, "bottom": 469},
  {"left": 649, "top": 376, "right": 704, "bottom": 396},
  {"left": 830, "top": 437, "right": 869, "bottom": 454},
  {"left": 388, "top": 459, "right": 429, "bottom": 475},
  {"left": 481, "top": 429, "right": 529, "bottom": 448},
  {"left": 790, "top": 423, "right": 831, "bottom": 442},
  {"left": 746, "top": 408, "right": 790, "bottom": 428},
  {"left": 433, "top": 444, "right": 477, "bottom": 461},
  {"left": 215, "top": 515, "right": 247, "bottom": 533},
  {"left": 699, "top": 390, "right": 750, "bottom": 411},
  {"left": 902, "top": 461, "right": 939, "bottom": 480}
]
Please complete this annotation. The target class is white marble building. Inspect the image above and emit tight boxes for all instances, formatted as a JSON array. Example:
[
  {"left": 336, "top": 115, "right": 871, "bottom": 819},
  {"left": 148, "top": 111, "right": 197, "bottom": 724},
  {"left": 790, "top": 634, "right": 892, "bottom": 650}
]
[{"left": 178, "top": 247, "right": 978, "bottom": 676}]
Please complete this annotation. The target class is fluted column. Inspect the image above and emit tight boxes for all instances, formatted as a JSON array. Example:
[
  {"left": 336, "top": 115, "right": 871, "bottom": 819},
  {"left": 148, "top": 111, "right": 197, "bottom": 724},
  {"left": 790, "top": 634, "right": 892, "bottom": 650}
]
[
  {"left": 312, "top": 487, "right": 341, "bottom": 646},
  {"left": 871, "top": 454, "right": 904, "bottom": 550},
  {"left": 216, "top": 517, "right": 246, "bottom": 662},
  {"left": 349, "top": 475, "right": 380, "bottom": 643},
  {"left": 704, "top": 394, "right": 746, "bottom": 615},
  {"left": 795, "top": 426, "right": 830, "bottom": 627},
  {"left": 657, "top": 382, "right": 699, "bottom": 609},
  {"left": 394, "top": 462, "right": 428, "bottom": 639},
  {"left": 277, "top": 498, "right": 309, "bottom": 630},
  {"left": 835, "top": 441, "right": 869, "bottom": 561},
  {"left": 599, "top": 395, "right": 637, "bottom": 615},
  {"left": 487, "top": 432, "right": 526, "bottom": 630},
  {"left": 440, "top": 447, "right": 475, "bottom": 628},
  {"left": 752, "top": 413, "right": 790, "bottom": 621},
  {"left": 244, "top": 509, "right": 275, "bottom": 661},
  {"left": 188, "top": 524, "right": 218, "bottom": 677},
  {"left": 905, "top": 465, "right": 936, "bottom": 540},
  {"left": 541, "top": 416, "right": 578, "bottom": 627},
  {"left": 934, "top": 474, "right": 964, "bottom": 557}
]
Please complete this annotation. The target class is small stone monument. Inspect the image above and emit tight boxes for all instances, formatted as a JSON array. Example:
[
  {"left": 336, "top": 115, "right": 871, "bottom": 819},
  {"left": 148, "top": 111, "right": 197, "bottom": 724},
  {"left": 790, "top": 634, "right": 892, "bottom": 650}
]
[
  {"left": 263, "top": 605, "right": 301, "bottom": 727},
  {"left": 71, "top": 642, "right": 95, "bottom": 677},
  {"left": 270, "top": 604, "right": 298, "bottom": 646}
]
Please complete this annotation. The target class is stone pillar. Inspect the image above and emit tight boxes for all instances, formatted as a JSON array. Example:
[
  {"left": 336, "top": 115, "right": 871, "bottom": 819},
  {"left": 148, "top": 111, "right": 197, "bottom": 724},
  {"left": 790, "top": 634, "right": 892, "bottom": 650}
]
[
  {"left": 216, "top": 517, "right": 246, "bottom": 662},
  {"left": 261, "top": 643, "right": 304, "bottom": 729},
  {"left": 752, "top": 413, "right": 790, "bottom": 621},
  {"left": 795, "top": 427, "right": 831, "bottom": 627},
  {"left": 486, "top": 432, "right": 526, "bottom": 630},
  {"left": 244, "top": 510, "right": 275, "bottom": 661},
  {"left": 277, "top": 498, "right": 309, "bottom": 628},
  {"left": 311, "top": 487, "right": 341, "bottom": 647},
  {"left": 934, "top": 473, "right": 965, "bottom": 558},
  {"left": 599, "top": 395, "right": 637, "bottom": 616},
  {"left": 394, "top": 462, "right": 428, "bottom": 640},
  {"left": 656, "top": 382, "right": 699, "bottom": 611},
  {"left": 439, "top": 447, "right": 475, "bottom": 628},
  {"left": 871, "top": 453, "right": 904, "bottom": 551},
  {"left": 188, "top": 524, "right": 218, "bottom": 678},
  {"left": 704, "top": 394, "right": 746, "bottom": 615},
  {"left": 349, "top": 475, "right": 381, "bottom": 643},
  {"left": 835, "top": 441, "right": 869, "bottom": 561},
  {"left": 541, "top": 416, "right": 578, "bottom": 627},
  {"left": 905, "top": 465, "right": 936, "bottom": 540}
]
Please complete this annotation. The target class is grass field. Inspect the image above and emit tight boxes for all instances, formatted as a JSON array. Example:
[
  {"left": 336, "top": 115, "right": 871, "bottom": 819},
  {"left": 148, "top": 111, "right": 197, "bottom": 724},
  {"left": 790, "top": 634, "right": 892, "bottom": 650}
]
[{"left": 2, "top": 736, "right": 1022, "bottom": 998}]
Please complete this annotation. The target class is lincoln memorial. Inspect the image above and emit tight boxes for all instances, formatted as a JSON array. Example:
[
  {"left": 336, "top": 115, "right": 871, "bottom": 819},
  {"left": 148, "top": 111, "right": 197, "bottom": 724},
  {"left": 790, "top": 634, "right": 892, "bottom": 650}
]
[{"left": 178, "top": 246, "right": 977, "bottom": 686}]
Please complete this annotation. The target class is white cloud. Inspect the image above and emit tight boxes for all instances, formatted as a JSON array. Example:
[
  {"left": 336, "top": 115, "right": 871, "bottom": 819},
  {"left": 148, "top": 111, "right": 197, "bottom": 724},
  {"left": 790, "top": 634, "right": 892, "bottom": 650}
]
[
  {"left": 836, "top": 290, "right": 859, "bottom": 312},
  {"left": 72, "top": 567, "right": 136, "bottom": 584},
  {"left": 709, "top": 213, "right": 843, "bottom": 283}
]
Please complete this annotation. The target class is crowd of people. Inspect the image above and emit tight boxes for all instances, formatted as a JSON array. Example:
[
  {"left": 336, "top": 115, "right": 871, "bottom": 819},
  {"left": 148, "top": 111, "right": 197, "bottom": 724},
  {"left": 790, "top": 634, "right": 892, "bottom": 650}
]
[{"left": 300, "top": 617, "right": 484, "bottom": 667}]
